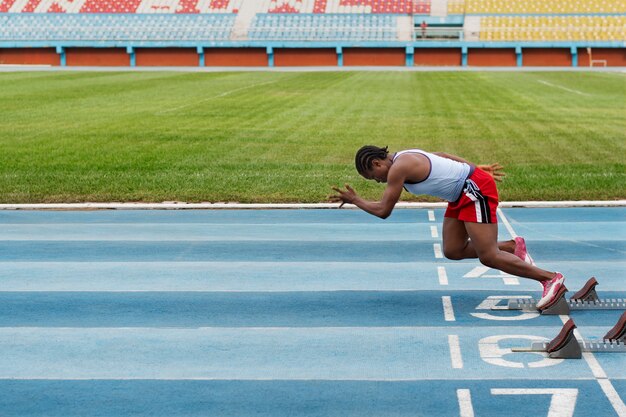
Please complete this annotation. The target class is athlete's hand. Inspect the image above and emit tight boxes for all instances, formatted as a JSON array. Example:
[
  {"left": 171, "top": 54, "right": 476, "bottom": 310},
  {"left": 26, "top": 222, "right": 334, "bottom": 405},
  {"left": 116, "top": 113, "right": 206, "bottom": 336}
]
[
  {"left": 478, "top": 163, "right": 505, "bottom": 182},
  {"left": 329, "top": 184, "right": 358, "bottom": 208}
]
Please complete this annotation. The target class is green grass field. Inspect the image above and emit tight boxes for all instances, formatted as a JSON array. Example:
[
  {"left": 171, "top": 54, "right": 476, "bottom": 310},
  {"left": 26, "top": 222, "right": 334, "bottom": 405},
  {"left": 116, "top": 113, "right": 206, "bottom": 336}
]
[{"left": 0, "top": 70, "right": 624, "bottom": 203}]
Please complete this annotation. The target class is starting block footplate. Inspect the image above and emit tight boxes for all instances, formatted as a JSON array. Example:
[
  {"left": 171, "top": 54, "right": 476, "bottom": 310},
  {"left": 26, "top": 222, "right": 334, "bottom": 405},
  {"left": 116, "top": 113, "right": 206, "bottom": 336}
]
[
  {"left": 512, "top": 313, "right": 626, "bottom": 359},
  {"left": 492, "top": 277, "right": 625, "bottom": 315}
]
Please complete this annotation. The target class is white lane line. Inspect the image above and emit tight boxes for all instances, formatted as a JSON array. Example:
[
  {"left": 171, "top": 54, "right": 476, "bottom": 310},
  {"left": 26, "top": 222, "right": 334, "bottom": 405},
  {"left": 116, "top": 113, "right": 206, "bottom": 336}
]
[
  {"left": 437, "top": 266, "right": 449, "bottom": 286},
  {"left": 2, "top": 200, "right": 625, "bottom": 210},
  {"left": 430, "top": 225, "right": 439, "bottom": 238},
  {"left": 442, "top": 296, "right": 456, "bottom": 321},
  {"left": 0, "top": 376, "right": 595, "bottom": 382},
  {"left": 428, "top": 210, "right": 436, "bottom": 221},
  {"left": 457, "top": 389, "right": 475, "bottom": 417},
  {"left": 538, "top": 79, "right": 591, "bottom": 96},
  {"left": 598, "top": 379, "right": 626, "bottom": 417},
  {"left": 496, "top": 208, "right": 523, "bottom": 286},
  {"left": 448, "top": 335, "right": 463, "bottom": 369},
  {"left": 156, "top": 79, "right": 279, "bottom": 114},
  {"left": 557, "top": 316, "right": 608, "bottom": 378},
  {"left": 433, "top": 243, "right": 443, "bottom": 259},
  {"left": 496, "top": 208, "right": 518, "bottom": 238},
  {"left": 558, "top": 316, "right": 626, "bottom": 417}
]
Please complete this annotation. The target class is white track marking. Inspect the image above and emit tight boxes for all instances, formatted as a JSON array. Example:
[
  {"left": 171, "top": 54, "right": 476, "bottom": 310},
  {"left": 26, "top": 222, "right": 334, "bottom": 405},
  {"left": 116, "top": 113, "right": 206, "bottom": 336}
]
[
  {"left": 442, "top": 296, "right": 456, "bottom": 321},
  {"left": 495, "top": 209, "right": 523, "bottom": 285},
  {"left": 433, "top": 243, "right": 443, "bottom": 259},
  {"left": 491, "top": 389, "right": 578, "bottom": 417},
  {"left": 1, "top": 201, "right": 625, "bottom": 210},
  {"left": 463, "top": 265, "right": 519, "bottom": 285},
  {"left": 503, "top": 277, "right": 520, "bottom": 285},
  {"left": 428, "top": 210, "right": 436, "bottom": 221},
  {"left": 437, "top": 266, "right": 449, "bottom": 286},
  {"left": 430, "top": 225, "right": 439, "bottom": 238},
  {"left": 496, "top": 208, "right": 518, "bottom": 238},
  {"left": 448, "top": 335, "right": 463, "bottom": 369},
  {"left": 538, "top": 79, "right": 591, "bottom": 96},
  {"left": 559, "top": 312, "right": 626, "bottom": 416},
  {"left": 457, "top": 389, "right": 475, "bottom": 417},
  {"left": 598, "top": 380, "right": 626, "bottom": 417}
]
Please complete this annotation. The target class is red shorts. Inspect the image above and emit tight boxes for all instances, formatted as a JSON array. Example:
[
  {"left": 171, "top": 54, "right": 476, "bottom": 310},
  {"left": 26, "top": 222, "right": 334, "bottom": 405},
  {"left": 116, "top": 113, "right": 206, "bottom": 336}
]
[{"left": 444, "top": 168, "right": 499, "bottom": 224}]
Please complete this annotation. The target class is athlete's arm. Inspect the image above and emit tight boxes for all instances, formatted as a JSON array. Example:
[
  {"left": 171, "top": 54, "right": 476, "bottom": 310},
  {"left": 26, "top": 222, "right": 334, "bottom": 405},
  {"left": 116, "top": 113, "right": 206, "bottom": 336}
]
[
  {"left": 432, "top": 152, "right": 470, "bottom": 164},
  {"left": 330, "top": 164, "right": 406, "bottom": 219},
  {"left": 433, "top": 152, "right": 505, "bottom": 182}
]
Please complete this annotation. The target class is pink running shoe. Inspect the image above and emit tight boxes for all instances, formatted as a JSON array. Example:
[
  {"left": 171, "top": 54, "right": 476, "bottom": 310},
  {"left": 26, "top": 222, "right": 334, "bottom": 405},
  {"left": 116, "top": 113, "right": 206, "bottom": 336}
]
[
  {"left": 514, "top": 237, "right": 535, "bottom": 266},
  {"left": 537, "top": 273, "right": 566, "bottom": 309}
]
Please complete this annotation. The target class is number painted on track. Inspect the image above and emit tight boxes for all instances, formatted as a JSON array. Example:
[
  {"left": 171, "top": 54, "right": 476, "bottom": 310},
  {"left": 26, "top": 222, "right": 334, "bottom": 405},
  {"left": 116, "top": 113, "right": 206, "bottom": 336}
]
[
  {"left": 479, "top": 335, "right": 563, "bottom": 368},
  {"left": 471, "top": 296, "right": 539, "bottom": 321},
  {"left": 458, "top": 388, "right": 578, "bottom": 417},
  {"left": 491, "top": 388, "right": 578, "bottom": 417}
]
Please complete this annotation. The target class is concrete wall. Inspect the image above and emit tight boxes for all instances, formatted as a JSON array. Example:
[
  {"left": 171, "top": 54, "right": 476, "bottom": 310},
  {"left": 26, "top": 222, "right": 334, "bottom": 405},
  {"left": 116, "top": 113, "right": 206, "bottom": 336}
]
[
  {"left": 66, "top": 48, "right": 129, "bottom": 66},
  {"left": 135, "top": 48, "right": 198, "bottom": 66},
  {"left": 523, "top": 48, "right": 572, "bottom": 66},
  {"left": 343, "top": 48, "right": 406, "bottom": 66},
  {"left": 274, "top": 49, "right": 336, "bottom": 66},
  {"left": 205, "top": 48, "right": 267, "bottom": 66},
  {"left": 0, "top": 48, "right": 59, "bottom": 65},
  {"left": 468, "top": 48, "right": 517, "bottom": 66},
  {"left": 1, "top": 46, "right": 624, "bottom": 67},
  {"left": 580, "top": 48, "right": 626, "bottom": 67}
]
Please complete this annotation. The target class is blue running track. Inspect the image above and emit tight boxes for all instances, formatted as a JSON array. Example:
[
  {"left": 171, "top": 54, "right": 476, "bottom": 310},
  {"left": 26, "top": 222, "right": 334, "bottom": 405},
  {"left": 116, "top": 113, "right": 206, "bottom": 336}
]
[{"left": 0, "top": 207, "right": 624, "bottom": 416}]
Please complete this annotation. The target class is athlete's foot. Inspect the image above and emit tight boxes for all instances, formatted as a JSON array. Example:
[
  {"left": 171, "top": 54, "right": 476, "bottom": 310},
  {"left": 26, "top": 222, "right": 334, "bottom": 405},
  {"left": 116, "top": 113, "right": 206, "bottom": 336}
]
[
  {"left": 537, "top": 273, "right": 566, "bottom": 309},
  {"left": 514, "top": 236, "right": 535, "bottom": 266}
]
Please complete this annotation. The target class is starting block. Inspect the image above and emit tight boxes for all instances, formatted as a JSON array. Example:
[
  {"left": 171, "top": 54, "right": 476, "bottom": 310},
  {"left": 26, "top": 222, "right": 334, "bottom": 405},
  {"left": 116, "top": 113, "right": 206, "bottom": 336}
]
[
  {"left": 497, "top": 277, "right": 626, "bottom": 315},
  {"left": 512, "top": 312, "right": 626, "bottom": 359}
]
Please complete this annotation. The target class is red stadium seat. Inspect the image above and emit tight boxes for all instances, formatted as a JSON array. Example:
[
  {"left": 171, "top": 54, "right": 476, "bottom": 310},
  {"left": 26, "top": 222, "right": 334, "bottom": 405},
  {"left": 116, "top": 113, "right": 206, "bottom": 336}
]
[{"left": 0, "top": 0, "right": 432, "bottom": 14}]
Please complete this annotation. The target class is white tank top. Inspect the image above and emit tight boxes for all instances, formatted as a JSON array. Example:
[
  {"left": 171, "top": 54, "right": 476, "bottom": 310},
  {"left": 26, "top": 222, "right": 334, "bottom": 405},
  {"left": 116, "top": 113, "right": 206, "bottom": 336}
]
[{"left": 392, "top": 149, "right": 472, "bottom": 202}]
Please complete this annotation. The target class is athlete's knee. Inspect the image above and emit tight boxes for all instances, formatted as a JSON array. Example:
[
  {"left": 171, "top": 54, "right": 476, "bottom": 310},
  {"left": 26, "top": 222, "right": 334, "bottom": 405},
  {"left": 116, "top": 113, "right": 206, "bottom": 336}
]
[
  {"left": 477, "top": 252, "right": 499, "bottom": 268},
  {"left": 443, "top": 246, "right": 465, "bottom": 260}
]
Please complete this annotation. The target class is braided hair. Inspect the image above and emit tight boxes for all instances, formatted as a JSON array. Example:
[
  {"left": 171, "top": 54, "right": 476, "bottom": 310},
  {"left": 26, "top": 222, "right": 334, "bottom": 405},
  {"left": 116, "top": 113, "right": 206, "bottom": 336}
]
[{"left": 355, "top": 145, "right": 389, "bottom": 176}]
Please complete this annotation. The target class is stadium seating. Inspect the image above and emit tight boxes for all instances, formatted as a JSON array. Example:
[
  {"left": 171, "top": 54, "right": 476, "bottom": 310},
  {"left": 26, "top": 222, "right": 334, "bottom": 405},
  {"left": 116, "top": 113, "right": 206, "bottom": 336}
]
[
  {"left": 447, "top": 0, "right": 465, "bottom": 15},
  {"left": 0, "top": 13, "right": 236, "bottom": 41},
  {"left": 0, "top": 0, "right": 419, "bottom": 42},
  {"left": 0, "top": 0, "right": 623, "bottom": 43},
  {"left": 480, "top": 15, "right": 626, "bottom": 42},
  {"left": 466, "top": 0, "right": 626, "bottom": 14},
  {"left": 249, "top": 13, "right": 398, "bottom": 41},
  {"left": 0, "top": 0, "right": 428, "bottom": 14},
  {"left": 0, "top": 0, "right": 242, "bottom": 13}
]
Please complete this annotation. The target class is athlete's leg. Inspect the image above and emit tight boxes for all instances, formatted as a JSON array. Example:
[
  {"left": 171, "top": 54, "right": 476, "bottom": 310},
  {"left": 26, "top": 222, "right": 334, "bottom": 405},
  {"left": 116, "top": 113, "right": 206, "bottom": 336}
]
[
  {"left": 442, "top": 217, "right": 516, "bottom": 261},
  {"left": 464, "top": 221, "right": 553, "bottom": 282}
]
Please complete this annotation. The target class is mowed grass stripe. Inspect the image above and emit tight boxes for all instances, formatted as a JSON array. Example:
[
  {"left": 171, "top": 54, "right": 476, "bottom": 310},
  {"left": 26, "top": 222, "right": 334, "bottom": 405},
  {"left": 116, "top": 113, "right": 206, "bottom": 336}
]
[{"left": 0, "top": 71, "right": 623, "bottom": 203}]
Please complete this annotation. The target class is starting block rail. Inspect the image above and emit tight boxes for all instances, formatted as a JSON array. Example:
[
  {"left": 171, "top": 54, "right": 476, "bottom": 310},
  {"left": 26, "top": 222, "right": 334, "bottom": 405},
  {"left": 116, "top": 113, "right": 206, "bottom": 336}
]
[
  {"left": 512, "top": 312, "right": 626, "bottom": 359},
  {"left": 497, "top": 277, "right": 626, "bottom": 315}
]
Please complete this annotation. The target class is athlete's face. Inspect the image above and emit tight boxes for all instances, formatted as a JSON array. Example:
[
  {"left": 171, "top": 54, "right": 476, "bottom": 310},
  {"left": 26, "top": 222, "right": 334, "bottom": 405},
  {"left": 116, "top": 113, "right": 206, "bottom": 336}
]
[{"left": 363, "top": 159, "right": 389, "bottom": 183}]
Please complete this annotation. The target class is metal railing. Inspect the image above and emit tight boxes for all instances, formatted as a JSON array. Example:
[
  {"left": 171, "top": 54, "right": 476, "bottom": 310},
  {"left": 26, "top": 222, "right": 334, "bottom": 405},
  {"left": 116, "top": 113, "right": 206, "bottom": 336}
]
[{"left": 414, "top": 27, "right": 463, "bottom": 40}]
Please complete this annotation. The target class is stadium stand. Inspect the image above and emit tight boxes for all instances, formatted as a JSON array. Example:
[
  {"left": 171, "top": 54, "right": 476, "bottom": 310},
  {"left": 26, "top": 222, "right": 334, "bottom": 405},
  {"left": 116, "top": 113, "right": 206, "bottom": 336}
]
[
  {"left": 0, "top": 0, "right": 424, "bottom": 42},
  {"left": 0, "top": 0, "right": 426, "bottom": 13},
  {"left": 479, "top": 15, "right": 626, "bottom": 42},
  {"left": 0, "top": 0, "right": 242, "bottom": 13},
  {"left": 466, "top": 0, "right": 626, "bottom": 43},
  {"left": 447, "top": 0, "right": 464, "bottom": 15},
  {"left": 465, "top": 0, "right": 626, "bottom": 14},
  {"left": 0, "top": 13, "right": 236, "bottom": 41},
  {"left": 0, "top": 0, "right": 624, "bottom": 67},
  {"left": 249, "top": 14, "right": 398, "bottom": 41}
]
